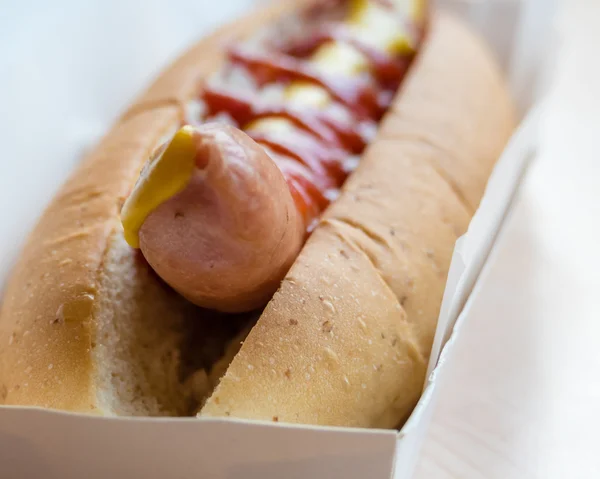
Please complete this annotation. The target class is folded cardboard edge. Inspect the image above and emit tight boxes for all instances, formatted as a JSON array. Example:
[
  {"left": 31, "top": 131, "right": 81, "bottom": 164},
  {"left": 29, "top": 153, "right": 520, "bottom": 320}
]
[
  {"left": 0, "top": 404, "right": 396, "bottom": 435},
  {"left": 404, "top": 145, "right": 536, "bottom": 439},
  {"left": 0, "top": 404, "right": 398, "bottom": 479},
  {"left": 403, "top": 112, "right": 539, "bottom": 436},
  {"left": 424, "top": 106, "right": 542, "bottom": 379},
  {"left": 391, "top": 118, "right": 538, "bottom": 479}
]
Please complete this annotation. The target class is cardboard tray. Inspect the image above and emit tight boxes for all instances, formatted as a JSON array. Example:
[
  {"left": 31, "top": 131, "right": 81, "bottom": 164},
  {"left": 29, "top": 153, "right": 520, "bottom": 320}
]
[{"left": 0, "top": 0, "right": 556, "bottom": 477}]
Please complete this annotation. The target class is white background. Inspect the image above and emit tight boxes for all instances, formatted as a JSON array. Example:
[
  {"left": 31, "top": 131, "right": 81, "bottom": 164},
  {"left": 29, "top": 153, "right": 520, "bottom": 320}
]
[{"left": 1, "top": 0, "right": 599, "bottom": 477}]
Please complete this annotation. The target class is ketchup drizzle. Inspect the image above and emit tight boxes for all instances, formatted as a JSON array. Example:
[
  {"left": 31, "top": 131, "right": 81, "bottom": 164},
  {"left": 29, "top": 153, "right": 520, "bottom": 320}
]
[
  {"left": 282, "top": 24, "right": 411, "bottom": 91},
  {"left": 228, "top": 47, "right": 383, "bottom": 120},
  {"left": 247, "top": 131, "right": 347, "bottom": 187},
  {"left": 202, "top": 86, "right": 371, "bottom": 153},
  {"left": 275, "top": 155, "right": 330, "bottom": 225},
  {"left": 193, "top": 1, "right": 420, "bottom": 231}
]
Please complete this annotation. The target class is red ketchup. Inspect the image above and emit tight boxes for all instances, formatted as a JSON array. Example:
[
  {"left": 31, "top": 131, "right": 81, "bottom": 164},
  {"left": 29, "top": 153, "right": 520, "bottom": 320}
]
[
  {"left": 195, "top": 9, "right": 416, "bottom": 233},
  {"left": 281, "top": 24, "right": 412, "bottom": 91},
  {"left": 201, "top": 87, "right": 372, "bottom": 153},
  {"left": 227, "top": 47, "right": 386, "bottom": 120},
  {"left": 202, "top": 87, "right": 340, "bottom": 227}
]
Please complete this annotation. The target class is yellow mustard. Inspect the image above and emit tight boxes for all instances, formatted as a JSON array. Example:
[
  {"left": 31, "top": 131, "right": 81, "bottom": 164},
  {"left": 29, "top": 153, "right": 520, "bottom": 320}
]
[{"left": 121, "top": 126, "right": 197, "bottom": 248}]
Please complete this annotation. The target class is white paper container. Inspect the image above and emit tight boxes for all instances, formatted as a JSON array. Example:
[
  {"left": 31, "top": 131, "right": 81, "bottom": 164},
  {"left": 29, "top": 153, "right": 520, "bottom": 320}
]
[{"left": 0, "top": 0, "right": 556, "bottom": 477}]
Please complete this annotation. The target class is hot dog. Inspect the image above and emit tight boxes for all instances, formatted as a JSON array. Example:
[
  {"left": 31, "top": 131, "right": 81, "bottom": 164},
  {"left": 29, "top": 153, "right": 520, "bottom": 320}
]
[{"left": 0, "top": 0, "right": 516, "bottom": 427}]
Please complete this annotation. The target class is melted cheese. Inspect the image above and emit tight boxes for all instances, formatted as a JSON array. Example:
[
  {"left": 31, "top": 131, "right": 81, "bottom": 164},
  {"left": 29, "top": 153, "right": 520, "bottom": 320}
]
[{"left": 250, "top": 0, "right": 419, "bottom": 133}]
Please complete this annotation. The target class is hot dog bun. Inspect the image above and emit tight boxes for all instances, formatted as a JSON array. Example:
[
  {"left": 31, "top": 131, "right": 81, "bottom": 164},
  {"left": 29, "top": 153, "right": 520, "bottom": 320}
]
[
  {"left": 199, "top": 12, "right": 516, "bottom": 427},
  {"left": 0, "top": 3, "right": 515, "bottom": 427}
]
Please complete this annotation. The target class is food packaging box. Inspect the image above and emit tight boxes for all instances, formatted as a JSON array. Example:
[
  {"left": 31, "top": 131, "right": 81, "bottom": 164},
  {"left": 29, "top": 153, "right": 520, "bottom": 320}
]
[{"left": 0, "top": 0, "right": 556, "bottom": 477}]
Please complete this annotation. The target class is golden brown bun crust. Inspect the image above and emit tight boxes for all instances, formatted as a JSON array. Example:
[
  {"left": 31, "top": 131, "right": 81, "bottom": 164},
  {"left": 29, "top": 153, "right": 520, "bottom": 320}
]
[
  {"left": 199, "top": 13, "right": 517, "bottom": 427},
  {"left": 0, "top": 0, "right": 311, "bottom": 412},
  {"left": 0, "top": 106, "right": 179, "bottom": 411}
]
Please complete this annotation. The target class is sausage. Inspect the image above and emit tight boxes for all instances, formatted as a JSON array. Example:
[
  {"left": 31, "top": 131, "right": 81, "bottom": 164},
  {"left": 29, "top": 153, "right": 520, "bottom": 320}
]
[
  {"left": 121, "top": 119, "right": 352, "bottom": 312},
  {"left": 121, "top": 124, "right": 307, "bottom": 312}
]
